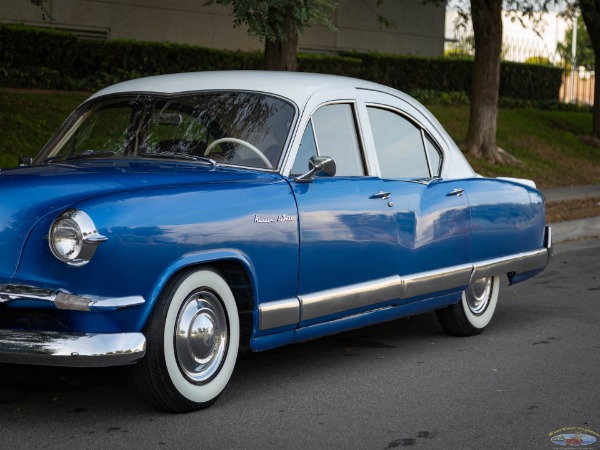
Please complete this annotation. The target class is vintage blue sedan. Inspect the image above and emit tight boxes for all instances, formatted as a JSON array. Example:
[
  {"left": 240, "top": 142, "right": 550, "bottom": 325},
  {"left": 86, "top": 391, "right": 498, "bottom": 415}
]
[{"left": 0, "top": 71, "right": 551, "bottom": 412}]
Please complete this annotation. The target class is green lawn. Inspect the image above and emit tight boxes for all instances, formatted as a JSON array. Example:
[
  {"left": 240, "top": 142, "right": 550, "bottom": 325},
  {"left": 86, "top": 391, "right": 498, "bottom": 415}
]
[
  {"left": 429, "top": 105, "right": 600, "bottom": 188},
  {"left": 1, "top": 89, "right": 599, "bottom": 188},
  {"left": 0, "top": 89, "right": 88, "bottom": 167}
]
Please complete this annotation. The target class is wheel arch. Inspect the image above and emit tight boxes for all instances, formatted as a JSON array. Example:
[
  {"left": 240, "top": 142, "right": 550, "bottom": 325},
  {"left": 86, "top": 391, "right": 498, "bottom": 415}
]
[{"left": 143, "top": 250, "right": 256, "bottom": 350}]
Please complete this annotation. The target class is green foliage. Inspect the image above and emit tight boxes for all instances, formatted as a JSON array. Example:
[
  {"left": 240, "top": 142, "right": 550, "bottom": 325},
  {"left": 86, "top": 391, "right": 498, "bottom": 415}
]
[
  {"left": 297, "top": 53, "right": 363, "bottom": 77},
  {"left": 499, "top": 61, "right": 563, "bottom": 102},
  {"left": 0, "top": 24, "right": 262, "bottom": 90},
  {"left": 409, "top": 90, "right": 471, "bottom": 106},
  {"left": 0, "top": 24, "right": 563, "bottom": 103},
  {"left": 428, "top": 103, "right": 599, "bottom": 187},
  {"left": 556, "top": 14, "right": 595, "bottom": 70},
  {"left": 342, "top": 52, "right": 475, "bottom": 93},
  {"left": 209, "top": 0, "right": 337, "bottom": 42},
  {"left": 0, "top": 24, "right": 78, "bottom": 72},
  {"left": 443, "top": 48, "right": 474, "bottom": 60},
  {"left": 444, "top": 34, "right": 475, "bottom": 59},
  {"left": 0, "top": 90, "right": 88, "bottom": 167},
  {"left": 344, "top": 52, "right": 562, "bottom": 102},
  {"left": 524, "top": 56, "right": 552, "bottom": 66}
]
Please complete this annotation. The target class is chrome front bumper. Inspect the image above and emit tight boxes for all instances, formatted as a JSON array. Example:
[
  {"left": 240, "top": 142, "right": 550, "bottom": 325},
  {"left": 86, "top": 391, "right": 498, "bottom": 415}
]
[{"left": 0, "top": 330, "right": 146, "bottom": 367}]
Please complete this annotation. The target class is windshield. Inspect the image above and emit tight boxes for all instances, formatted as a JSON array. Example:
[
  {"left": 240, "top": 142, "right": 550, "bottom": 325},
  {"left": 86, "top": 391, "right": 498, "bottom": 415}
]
[{"left": 38, "top": 92, "right": 296, "bottom": 169}]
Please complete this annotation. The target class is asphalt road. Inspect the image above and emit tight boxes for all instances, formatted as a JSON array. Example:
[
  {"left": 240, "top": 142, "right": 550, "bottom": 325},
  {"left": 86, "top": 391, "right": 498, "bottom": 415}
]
[{"left": 1, "top": 239, "right": 599, "bottom": 449}]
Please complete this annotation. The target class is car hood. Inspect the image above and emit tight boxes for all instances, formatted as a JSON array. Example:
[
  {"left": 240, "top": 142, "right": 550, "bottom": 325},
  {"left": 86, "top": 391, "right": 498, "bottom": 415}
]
[{"left": 0, "top": 160, "right": 280, "bottom": 278}]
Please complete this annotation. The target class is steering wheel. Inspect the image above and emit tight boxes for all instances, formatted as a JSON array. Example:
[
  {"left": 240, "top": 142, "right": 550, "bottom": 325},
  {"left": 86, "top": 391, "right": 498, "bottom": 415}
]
[{"left": 204, "top": 138, "right": 273, "bottom": 168}]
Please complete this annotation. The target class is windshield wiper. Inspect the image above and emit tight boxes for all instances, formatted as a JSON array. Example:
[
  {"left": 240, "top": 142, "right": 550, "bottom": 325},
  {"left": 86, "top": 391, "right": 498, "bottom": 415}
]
[
  {"left": 43, "top": 150, "right": 117, "bottom": 164},
  {"left": 138, "top": 151, "right": 216, "bottom": 166},
  {"left": 43, "top": 155, "right": 64, "bottom": 163}
]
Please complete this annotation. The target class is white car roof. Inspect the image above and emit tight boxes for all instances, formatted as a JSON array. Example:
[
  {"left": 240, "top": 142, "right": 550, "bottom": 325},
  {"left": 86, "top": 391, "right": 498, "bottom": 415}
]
[{"left": 89, "top": 71, "right": 391, "bottom": 106}]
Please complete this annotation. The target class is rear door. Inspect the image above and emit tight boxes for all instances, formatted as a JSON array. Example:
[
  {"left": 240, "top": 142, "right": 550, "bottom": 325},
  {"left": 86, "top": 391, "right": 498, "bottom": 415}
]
[{"left": 361, "top": 91, "right": 472, "bottom": 291}]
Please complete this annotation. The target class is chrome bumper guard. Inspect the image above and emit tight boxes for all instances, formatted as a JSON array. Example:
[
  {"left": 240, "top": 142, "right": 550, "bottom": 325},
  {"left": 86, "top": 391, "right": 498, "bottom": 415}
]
[
  {"left": 0, "top": 284, "right": 145, "bottom": 312},
  {"left": 545, "top": 225, "right": 553, "bottom": 258},
  {"left": 0, "top": 330, "right": 146, "bottom": 367}
]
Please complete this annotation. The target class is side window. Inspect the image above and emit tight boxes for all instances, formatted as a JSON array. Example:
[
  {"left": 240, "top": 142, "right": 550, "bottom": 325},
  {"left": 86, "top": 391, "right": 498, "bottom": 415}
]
[
  {"left": 367, "top": 107, "right": 430, "bottom": 179},
  {"left": 290, "top": 121, "right": 318, "bottom": 176},
  {"left": 291, "top": 103, "right": 365, "bottom": 177},
  {"left": 425, "top": 135, "right": 442, "bottom": 177},
  {"left": 312, "top": 103, "right": 364, "bottom": 177}
]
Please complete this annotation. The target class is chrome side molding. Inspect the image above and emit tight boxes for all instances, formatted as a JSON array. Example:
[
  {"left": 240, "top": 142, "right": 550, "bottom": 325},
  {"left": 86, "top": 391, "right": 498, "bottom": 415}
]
[
  {"left": 301, "top": 276, "right": 402, "bottom": 322},
  {"left": 259, "top": 246, "right": 551, "bottom": 330},
  {"left": 402, "top": 264, "right": 472, "bottom": 299},
  {"left": 299, "top": 266, "right": 472, "bottom": 322}
]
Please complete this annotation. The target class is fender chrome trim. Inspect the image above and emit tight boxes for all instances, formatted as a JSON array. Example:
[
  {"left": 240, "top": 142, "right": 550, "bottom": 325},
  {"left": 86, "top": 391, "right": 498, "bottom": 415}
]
[
  {"left": 0, "top": 284, "right": 145, "bottom": 312},
  {"left": 0, "top": 330, "right": 146, "bottom": 367},
  {"left": 258, "top": 298, "right": 300, "bottom": 330}
]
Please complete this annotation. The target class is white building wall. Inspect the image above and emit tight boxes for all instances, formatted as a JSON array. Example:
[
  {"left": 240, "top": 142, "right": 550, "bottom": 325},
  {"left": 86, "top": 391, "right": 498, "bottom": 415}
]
[{"left": 0, "top": 0, "right": 446, "bottom": 57}]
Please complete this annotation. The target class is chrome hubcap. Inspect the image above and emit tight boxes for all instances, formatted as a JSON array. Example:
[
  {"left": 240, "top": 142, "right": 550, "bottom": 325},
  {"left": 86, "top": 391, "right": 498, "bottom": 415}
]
[
  {"left": 174, "top": 289, "right": 228, "bottom": 384},
  {"left": 465, "top": 277, "right": 493, "bottom": 315}
]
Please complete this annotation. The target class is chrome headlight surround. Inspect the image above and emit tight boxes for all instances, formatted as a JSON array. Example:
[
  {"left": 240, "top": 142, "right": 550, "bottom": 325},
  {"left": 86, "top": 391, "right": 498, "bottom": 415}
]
[{"left": 49, "top": 210, "right": 107, "bottom": 267}]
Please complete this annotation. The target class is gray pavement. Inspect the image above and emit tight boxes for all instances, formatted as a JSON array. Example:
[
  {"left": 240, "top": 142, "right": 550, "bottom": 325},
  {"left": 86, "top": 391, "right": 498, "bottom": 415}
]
[
  {"left": 1, "top": 238, "right": 599, "bottom": 449},
  {"left": 542, "top": 185, "right": 600, "bottom": 243}
]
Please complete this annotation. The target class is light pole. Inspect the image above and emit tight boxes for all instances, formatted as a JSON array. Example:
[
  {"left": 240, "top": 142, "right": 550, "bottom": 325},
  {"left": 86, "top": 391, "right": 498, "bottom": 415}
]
[{"left": 569, "top": 9, "right": 579, "bottom": 104}]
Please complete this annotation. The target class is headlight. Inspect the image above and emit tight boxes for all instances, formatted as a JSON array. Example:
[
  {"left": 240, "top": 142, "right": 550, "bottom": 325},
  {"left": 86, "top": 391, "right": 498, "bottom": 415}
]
[{"left": 49, "top": 210, "right": 107, "bottom": 267}]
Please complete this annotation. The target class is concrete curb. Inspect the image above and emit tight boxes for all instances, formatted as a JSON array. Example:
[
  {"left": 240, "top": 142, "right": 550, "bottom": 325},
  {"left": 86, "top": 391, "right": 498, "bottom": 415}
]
[
  {"left": 541, "top": 185, "right": 600, "bottom": 243},
  {"left": 542, "top": 185, "right": 600, "bottom": 204},
  {"left": 550, "top": 216, "right": 600, "bottom": 243}
]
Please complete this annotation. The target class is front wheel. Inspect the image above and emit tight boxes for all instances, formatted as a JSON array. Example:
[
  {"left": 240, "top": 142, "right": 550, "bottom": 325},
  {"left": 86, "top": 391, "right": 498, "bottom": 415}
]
[
  {"left": 132, "top": 268, "right": 239, "bottom": 413},
  {"left": 436, "top": 275, "right": 500, "bottom": 336}
]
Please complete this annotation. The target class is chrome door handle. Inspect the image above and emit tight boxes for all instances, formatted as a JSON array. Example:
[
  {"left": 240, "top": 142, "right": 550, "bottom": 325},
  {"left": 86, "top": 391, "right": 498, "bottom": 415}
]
[
  {"left": 370, "top": 191, "right": 391, "bottom": 200},
  {"left": 447, "top": 188, "right": 464, "bottom": 197}
]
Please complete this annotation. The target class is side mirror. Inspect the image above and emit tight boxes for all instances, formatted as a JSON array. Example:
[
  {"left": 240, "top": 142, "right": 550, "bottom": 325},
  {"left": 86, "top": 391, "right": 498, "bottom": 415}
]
[
  {"left": 19, "top": 156, "right": 33, "bottom": 167},
  {"left": 294, "top": 156, "right": 336, "bottom": 184}
]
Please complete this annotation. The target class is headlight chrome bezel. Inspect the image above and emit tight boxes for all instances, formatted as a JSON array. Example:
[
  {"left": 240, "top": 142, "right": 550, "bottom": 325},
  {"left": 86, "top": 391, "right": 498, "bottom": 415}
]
[{"left": 49, "top": 210, "right": 107, "bottom": 267}]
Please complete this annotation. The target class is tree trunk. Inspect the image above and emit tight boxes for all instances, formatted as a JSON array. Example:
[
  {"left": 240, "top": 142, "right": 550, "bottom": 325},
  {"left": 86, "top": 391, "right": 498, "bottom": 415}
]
[
  {"left": 466, "top": 0, "right": 508, "bottom": 163},
  {"left": 263, "top": 11, "right": 298, "bottom": 71},
  {"left": 580, "top": 0, "right": 600, "bottom": 139}
]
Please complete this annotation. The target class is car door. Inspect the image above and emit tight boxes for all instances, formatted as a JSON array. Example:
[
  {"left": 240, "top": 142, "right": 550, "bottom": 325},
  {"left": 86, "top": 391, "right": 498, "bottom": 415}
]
[
  {"left": 287, "top": 98, "right": 401, "bottom": 325},
  {"left": 361, "top": 91, "right": 472, "bottom": 296}
]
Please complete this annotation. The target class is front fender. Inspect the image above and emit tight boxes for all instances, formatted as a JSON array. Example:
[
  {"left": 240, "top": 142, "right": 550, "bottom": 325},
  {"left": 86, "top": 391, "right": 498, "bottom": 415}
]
[{"left": 15, "top": 180, "right": 299, "bottom": 334}]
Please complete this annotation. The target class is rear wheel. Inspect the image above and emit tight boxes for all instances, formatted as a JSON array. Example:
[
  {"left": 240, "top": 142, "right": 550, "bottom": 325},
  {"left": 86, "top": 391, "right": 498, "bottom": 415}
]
[
  {"left": 132, "top": 268, "right": 239, "bottom": 413},
  {"left": 436, "top": 275, "right": 500, "bottom": 336}
]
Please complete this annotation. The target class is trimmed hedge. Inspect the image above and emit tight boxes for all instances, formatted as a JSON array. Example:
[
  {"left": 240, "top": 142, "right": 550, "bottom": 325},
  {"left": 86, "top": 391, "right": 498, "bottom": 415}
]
[
  {"left": 0, "top": 23, "right": 563, "bottom": 102},
  {"left": 343, "top": 52, "right": 563, "bottom": 102},
  {"left": 499, "top": 61, "right": 563, "bottom": 102}
]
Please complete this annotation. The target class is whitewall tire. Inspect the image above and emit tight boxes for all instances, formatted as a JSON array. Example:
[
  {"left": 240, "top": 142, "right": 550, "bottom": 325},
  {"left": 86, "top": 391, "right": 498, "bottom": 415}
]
[
  {"left": 436, "top": 275, "right": 500, "bottom": 336},
  {"left": 132, "top": 268, "right": 239, "bottom": 413}
]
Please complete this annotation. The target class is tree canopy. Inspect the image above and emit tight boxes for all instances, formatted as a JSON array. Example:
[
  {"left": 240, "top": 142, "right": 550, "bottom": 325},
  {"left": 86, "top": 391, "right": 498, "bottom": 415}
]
[
  {"left": 557, "top": 13, "right": 595, "bottom": 70},
  {"left": 211, "top": 0, "right": 337, "bottom": 70},
  {"left": 212, "top": 0, "right": 337, "bottom": 43}
]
